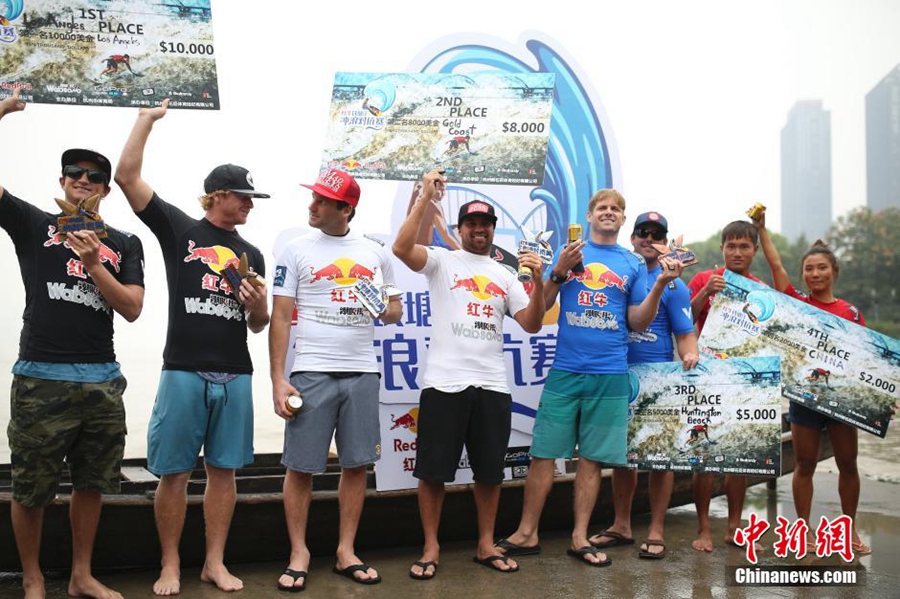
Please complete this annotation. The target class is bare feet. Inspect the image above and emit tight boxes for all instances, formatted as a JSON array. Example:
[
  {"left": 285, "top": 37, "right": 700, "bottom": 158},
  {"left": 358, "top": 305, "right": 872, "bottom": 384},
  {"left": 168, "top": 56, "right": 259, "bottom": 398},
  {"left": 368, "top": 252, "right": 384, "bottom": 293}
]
[
  {"left": 152, "top": 564, "right": 181, "bottom": 596},
  {"left": 22, "top": 575, "right": 45, "bottom": 599},
  {"left": 335, "top": 550, "right": 379, "bottom": 583},
  {"left": 67, "top": 574, "right": 122, "bottom": 599},
  {"left": 692, "top": 530, "right": 714, "bottom": 552},
  {"left": 200, "top": 563, "right": 243, "bottom": 592},
  {"left": 278, "top": 546, "right": 310, "bottom": 591}
]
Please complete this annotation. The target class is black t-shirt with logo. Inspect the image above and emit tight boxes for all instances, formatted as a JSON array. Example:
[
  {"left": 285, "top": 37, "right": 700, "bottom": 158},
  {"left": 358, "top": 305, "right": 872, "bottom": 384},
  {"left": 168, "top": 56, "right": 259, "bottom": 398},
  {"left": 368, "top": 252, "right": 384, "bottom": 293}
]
[
  {"left": 0, "top": 190, "right": 145, "bottom": 363},
  {"left": 137, "top": 193, "right": 265, "bottom": 374}
]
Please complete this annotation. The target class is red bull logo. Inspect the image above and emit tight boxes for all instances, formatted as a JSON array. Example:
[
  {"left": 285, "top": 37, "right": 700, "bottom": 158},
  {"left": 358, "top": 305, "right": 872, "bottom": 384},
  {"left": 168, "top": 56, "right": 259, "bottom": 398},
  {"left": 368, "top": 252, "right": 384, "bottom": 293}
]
[
  {"left": 567, "top": 262, "right": 628, "bottom": 292},
  {"left": 450, "top": 274, "right": 507, "bottom": 301},
  {"left": 44, "top": 226, "right": 121, "bottom": 273},
  {"left": 184, "top": 240, "right": 240, "bottom": 273},
  {"left": 309, "top": 257, "right": 376, "bottom": 286},
  {"left": 390, "top": 407, "right": 419, "bottom": 433}
]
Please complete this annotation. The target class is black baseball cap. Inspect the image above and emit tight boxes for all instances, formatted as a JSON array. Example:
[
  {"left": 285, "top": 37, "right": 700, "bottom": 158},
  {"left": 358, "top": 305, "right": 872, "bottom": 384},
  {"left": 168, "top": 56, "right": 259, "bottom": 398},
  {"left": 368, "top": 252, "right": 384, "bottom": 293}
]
[
  {"left": 633, "top": 211, "right": 668, "bottom": 233},
  {"left": 203, "top": 164, "right": 270, "bottom": 198},
  {"left": 457, "top": 200, "right": 497, "bottom": 225},
  {"left": 61, "top": 148, "right": 112, "bottom": 183}
]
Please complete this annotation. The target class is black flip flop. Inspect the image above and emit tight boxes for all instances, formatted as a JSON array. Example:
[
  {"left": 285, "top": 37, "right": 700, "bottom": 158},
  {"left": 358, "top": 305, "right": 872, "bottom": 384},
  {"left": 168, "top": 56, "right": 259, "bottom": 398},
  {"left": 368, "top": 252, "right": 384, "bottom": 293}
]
[
  {"left": 473, "top": 554, "right": 519, "bottom": 573},
  {"left": 332, "top": 563, "right": 381, "bottom": 585},
  {"left": 589, "top": 529, "right": 635, "bottom": 549},
  {"left": 495, "top": 537, "right": 542, "bottom": 556},
  {"left": 638, "top": 539, "right": 667, "bottom": 560},
  {"left": 277, "top": 568, "right": 307, "bottom": 593},
  {"left": 567, "top": 546, "right": 612, "bottom": 567},
  {"left": 409, "top": 560, "right": 438, "bottom": 580}
]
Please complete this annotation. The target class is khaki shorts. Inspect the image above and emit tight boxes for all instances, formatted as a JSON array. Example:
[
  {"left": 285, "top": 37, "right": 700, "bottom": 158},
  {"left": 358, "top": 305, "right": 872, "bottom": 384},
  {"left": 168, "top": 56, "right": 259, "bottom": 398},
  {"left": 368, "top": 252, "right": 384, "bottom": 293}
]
[{"left": 8, "top": 375, "right": 127, "bottom": 507}]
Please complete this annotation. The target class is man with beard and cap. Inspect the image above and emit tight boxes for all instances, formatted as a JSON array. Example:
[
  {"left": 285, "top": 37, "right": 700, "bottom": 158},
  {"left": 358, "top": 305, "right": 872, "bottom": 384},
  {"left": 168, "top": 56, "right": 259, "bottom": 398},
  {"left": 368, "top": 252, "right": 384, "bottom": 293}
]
[
  {"left": 116, "top": 99, "right": 270, "bottom": 595},
  {"left": 393, "top": 170, "right": 546, "bottom": 578},
  {"left": 1, "top": 89, "right": 145, "bottom": 599},
  {"left": 269, "top": 168, "right": 402, "bottom": 590},
  {"left": 588, "top": 211, "right": 698, "bottom": 560}
]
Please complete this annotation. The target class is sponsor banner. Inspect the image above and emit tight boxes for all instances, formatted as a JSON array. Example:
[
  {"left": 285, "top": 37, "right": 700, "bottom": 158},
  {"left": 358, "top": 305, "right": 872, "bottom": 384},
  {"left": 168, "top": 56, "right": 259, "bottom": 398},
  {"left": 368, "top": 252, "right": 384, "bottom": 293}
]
[
  {"left": 626, "top": 357, "right": 782, "bottom": 476},
  {"left": 321, "top": 71, "right": 554, "bottom": 186},
  {"left": 0, "top": 0, "right": 218, "bottom": 109},
  {"left": 376, "top": 402, "right": 564, "bottom": 491},
  {"left": 699, "top": 271, "right": 899, "bottom": 438}
]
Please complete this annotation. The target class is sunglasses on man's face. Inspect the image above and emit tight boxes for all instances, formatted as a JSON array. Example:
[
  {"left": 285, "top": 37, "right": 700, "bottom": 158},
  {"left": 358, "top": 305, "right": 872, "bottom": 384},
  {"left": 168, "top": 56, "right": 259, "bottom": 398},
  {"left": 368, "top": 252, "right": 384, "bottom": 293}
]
[
  {"left": 633, "top": 227, "right": 666, "bottom": 241},
  {"left": 63, "top": 165, "right": 108, "bottom": 185}
]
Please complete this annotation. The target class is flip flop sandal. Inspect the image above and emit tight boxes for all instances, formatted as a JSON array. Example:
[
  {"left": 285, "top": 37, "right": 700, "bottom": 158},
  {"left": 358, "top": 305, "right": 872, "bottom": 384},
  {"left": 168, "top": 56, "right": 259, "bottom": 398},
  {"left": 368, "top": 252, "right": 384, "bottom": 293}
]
[
  {"left": 567, "top": 546, "right": 612, "bottom": 567},
  {"left": 332, "top": 563, "right": 381, "bottom": 585},
  {"left": 409, "top": 561, "right": 438, "bottom": 580},
  {"left": 638, "top": 539, "right": 667, "bottom": 560},
  {"left": 473, "top": 554, "right": 519, "bottom": 573},
  {"left": 589, "top": 529, "right": 635, "bottom": 549},
  {"left": 277, "top": 568, "right": 307, "bottom": 593},
  {"left": 495, "top": 537, "right": 542, "bottom": 556}
]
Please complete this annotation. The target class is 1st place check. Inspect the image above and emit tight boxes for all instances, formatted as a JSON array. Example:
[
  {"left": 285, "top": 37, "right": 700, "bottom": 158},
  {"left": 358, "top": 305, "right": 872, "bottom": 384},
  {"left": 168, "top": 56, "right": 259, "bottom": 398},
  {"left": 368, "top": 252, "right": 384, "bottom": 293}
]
[
  {"left": 625, "top": 357, "right": 783, "bottom": 477},
  {"left": 0, "top": 0, "right": 219, "bottom": 109},
  {"left": 321, "top": 72, "right": 555, "bottom": 186},
  {"left": 699, "top": 271, "right": 900, "bottom": 438}
]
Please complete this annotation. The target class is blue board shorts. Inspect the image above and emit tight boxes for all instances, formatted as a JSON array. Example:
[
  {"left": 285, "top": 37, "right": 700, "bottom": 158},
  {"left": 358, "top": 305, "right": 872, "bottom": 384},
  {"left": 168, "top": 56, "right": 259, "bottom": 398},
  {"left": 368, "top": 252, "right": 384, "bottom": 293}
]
[
  {"left": 147, "top": 370, "right": 254, "bottom": 475},
  {"left": 530, "top": 369, "right": 629, "bottom": 464},
  {"left": 281, "top": 372, "right": 381, "bottom": 474}
]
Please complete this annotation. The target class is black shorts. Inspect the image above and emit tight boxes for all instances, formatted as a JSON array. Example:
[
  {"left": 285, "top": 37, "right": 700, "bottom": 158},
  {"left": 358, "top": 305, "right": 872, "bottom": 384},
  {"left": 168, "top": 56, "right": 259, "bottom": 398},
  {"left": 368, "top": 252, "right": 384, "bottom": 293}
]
[{"left": 413, "top": 386, "right": 511, "bottom": 485}]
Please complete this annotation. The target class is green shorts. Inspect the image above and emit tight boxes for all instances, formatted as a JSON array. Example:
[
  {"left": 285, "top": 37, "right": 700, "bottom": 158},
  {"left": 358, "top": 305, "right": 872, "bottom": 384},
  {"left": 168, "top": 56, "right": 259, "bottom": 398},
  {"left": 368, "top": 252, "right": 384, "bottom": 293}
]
[
  {"left": 8, "top": 375, "right": 127, "bottom": 508},
  {"left": 529, "top": 369, "right": 629, "bottom": 464}
]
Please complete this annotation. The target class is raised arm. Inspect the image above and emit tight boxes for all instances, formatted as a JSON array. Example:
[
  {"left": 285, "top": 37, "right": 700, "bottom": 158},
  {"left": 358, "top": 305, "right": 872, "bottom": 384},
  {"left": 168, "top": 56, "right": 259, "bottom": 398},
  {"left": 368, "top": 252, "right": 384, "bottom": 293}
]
[
  {"left": 392, "top": 170, "right": 445, "bottom": 272},
  {"left": 0, "top": 89, "right": 26, "bottom": 197},
  {"left": 115, "top": 99, "right": 169, "bottom": 213},
  {"left": 753, "top": 212, "right": 790, "bottom": 292}
]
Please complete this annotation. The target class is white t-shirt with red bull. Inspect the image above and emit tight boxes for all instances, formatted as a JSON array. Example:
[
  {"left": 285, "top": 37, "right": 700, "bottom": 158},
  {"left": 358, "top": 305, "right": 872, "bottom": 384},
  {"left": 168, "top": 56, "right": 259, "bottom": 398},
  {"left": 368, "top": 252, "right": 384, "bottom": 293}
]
[
  {"left": 551, "top": 241, "right": 648, "bottom": 374},
  {"left": 627, "top": 265, "right": 695, "bottom": 364},
  {"left": 273, "top": 229, "right": 396, "bottom": 373},
  {"left": 420, "top": 246, "right": 530, "bottom": 393}
]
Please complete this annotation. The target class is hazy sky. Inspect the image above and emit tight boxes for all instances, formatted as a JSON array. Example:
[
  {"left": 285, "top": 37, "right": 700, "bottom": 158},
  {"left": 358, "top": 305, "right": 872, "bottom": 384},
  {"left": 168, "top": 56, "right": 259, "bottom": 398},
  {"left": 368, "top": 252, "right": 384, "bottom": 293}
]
[{"left": 1, "top": 0, "right": 898, "bottom": 457}]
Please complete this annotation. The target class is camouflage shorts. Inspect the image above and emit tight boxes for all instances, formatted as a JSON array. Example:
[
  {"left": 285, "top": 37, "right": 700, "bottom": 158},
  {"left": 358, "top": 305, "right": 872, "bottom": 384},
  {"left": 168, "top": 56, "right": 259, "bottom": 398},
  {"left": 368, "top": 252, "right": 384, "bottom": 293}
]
[{"left": 8, "top": 375, "right": 127, "bottom": 507}]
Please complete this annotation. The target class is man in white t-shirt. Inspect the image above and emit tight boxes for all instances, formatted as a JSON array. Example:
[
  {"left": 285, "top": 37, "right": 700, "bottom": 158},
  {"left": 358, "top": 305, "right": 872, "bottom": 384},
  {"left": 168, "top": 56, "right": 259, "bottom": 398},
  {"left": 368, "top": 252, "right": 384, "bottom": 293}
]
[
  {"left": 270, "top": 168, "right": 402, "bottom": 590},
  {"left": 392, "top": 170, "right": 546, "bottom": 579}
]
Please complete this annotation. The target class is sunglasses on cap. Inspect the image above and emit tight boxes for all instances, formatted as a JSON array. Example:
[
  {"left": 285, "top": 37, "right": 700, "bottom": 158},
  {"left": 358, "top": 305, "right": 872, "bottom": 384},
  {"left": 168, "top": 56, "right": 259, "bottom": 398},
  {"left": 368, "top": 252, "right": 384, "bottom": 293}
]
[
  {"left": 633, "top": 227, "right": 666, "bottom": 241},
  {"left": 63, "top": 165, "right": 108, "bottom": 185}
]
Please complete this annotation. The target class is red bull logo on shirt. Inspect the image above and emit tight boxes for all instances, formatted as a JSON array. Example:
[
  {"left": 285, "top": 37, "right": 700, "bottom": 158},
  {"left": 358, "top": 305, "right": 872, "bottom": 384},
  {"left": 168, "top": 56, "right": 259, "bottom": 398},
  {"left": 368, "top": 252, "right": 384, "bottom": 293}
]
[
  {"left": 567, "top": 262, "right": 628, "bottom": 292},
  {"left": 450, "top": 274, "right": 507, "bottom": 301},
  {"left": 184, "top": 240, "right": 240, "bottom": 273},
  {"left": 43, "top": 225, "right": 122, "bottom": 273},
  {"left": 309, "top": 257, "right": 376, "bottom": 287}
]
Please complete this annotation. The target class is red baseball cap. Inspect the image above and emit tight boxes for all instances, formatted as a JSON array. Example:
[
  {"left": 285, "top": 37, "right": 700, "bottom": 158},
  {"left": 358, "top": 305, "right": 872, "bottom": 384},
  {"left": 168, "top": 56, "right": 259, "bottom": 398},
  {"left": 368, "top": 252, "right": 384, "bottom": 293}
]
[{"left": 300, "top": 169, "right": 361, "bottom": 207}]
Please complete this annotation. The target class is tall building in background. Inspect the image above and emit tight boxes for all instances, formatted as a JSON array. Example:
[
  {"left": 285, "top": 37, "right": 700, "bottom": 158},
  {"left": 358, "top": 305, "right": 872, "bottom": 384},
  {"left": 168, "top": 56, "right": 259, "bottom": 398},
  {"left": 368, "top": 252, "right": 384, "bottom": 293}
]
[
  {"left": 866, "top": 64, "right": 900, "bottom": 211},
  {"left": 781, "top": 100, "right": 832, "bottom": 241}
]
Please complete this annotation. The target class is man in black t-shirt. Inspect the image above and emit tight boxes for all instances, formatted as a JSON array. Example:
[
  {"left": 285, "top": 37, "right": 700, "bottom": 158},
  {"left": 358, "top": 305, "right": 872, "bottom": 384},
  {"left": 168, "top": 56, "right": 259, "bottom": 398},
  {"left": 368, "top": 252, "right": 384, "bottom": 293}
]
[
  {"left": 116, "top": 98, "right": 270, "bottom": 595},
  {"left": 0, "top": 89, "right": 145, "bottom": 599}
]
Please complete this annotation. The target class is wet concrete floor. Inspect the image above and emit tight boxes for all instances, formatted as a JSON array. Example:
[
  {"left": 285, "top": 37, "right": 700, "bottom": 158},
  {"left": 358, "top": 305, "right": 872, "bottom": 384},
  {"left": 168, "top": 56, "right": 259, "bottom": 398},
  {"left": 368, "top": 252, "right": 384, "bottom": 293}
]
[{"left": 2, "top": 471, "right": 898, "bottom": 598}]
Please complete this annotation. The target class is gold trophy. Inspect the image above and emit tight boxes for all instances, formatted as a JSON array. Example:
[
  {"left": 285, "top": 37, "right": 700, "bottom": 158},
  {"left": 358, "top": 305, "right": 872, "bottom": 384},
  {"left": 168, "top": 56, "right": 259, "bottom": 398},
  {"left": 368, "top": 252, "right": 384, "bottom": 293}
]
[
  {"left": 747, "top": 202, "right": 766, "bottom": 222},
  {"left": 568, "top": 223, "right": 584, "bottom": 273},
  {"left": 223, "top": 253, "right": 265, "bottom": 291},
  {"left": 55, "top": 194, "right": 106, "bottom": 238},
  {"left": 517, "top": 230, "right": 554, "bottom": 283}
]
